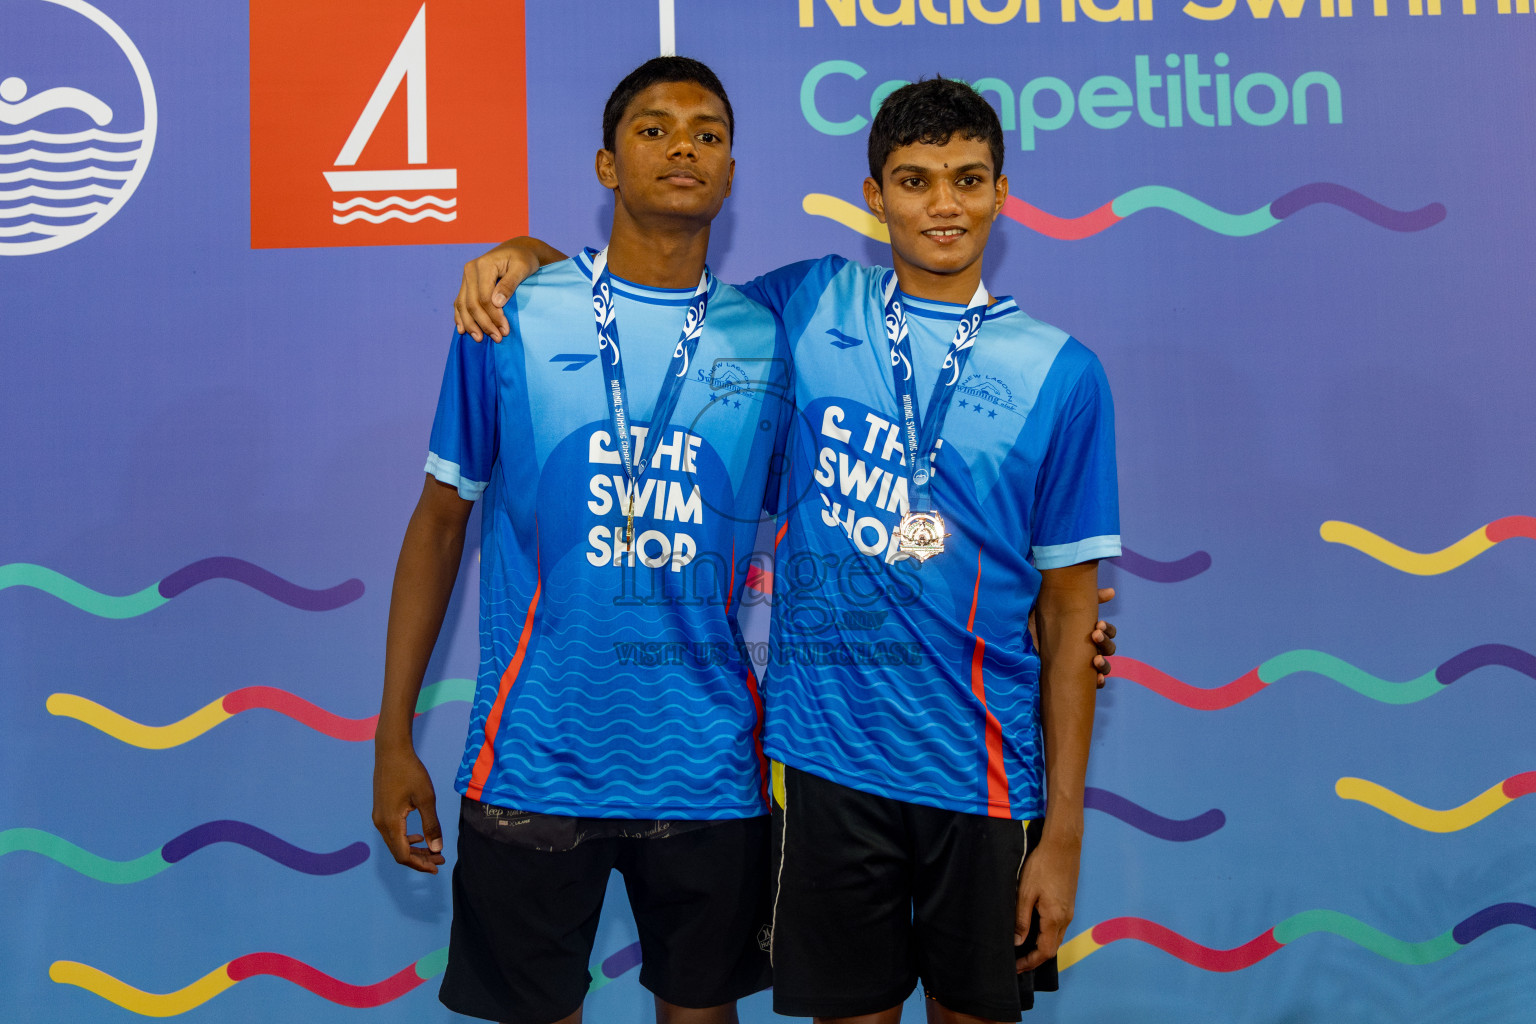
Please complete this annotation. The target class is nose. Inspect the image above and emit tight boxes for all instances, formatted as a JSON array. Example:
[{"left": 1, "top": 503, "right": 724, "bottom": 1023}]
[
  {"left": 668, "top": 129, "right": 697, "bottom": 160},
  {"left": 928, "top": 180, "right": 962, "bottom": 217}
]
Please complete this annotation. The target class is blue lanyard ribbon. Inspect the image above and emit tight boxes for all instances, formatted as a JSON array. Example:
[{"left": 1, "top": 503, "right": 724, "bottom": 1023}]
[
  {"left": 590, "top": 247, "right": 711, "bottom": 536},
  {"left": 882, "top": 271, "right": 989, "bottom": 512}
]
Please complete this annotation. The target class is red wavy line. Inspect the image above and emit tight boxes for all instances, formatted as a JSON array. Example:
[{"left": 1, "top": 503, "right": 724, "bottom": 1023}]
[
  {"left": 1503, "top": 772, "right": 1536, "bottom": 800},
  {"left": 1091, "top": 918, "right": 1282, "bottom": 972},
  {"left": 1113, "top": 659, "right": 1266, "bottom": 710},
  {"left": 226, "top": 953, "right": 424, "bottom": 1007},
  {"left": 1001, "top": 195, "right": 1120, "bottom": 240},
  {"left": 221, "top": 687, "right": 378, "bottom": 742},
  {"left": 1486, "top": 516, "right": 1536, "bottom": 544}
]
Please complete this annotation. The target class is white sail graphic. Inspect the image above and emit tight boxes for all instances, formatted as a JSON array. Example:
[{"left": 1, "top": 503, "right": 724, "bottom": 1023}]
[{"left": 323, "top": 3, "right": 457, "bottom": 222}]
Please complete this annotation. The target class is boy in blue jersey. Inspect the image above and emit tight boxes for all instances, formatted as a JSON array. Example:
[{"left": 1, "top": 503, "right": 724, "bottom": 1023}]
[
  {"left": 374, "top": 58, "right": 792, "bottom": 1024},
  {"left": 455, "top": 78, "right": 1118, "bottom": 1024}
]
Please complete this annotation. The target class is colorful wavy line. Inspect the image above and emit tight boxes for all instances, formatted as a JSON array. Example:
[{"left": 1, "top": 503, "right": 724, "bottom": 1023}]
[
  {"left": 1112, "top": 546, "right": 1211, "bottom": 583},
  {"left": 803, "top": 183, "right": 1444, "bottom": 242},
  {"left": 1336, "top": 772, "right": 1536, "bottom": 832},
  {"left": 1084, "top": 788, "right": 1224, "bottom": 841},
  {"left": 0, "top": 558, "right": 363, "bottom": 617},
  {"left": 49, "top": 940, "right": 640, "bottom": 1016},
  {"left": 587, "top": 941, "right": 643, "bottom": 993},
  {"left": 1114, "top": 644, "right": 1535, "bottom": 709},
  {"left": 50, "top": 948, "right": 451, "bottom": 1015},
  {"left": 47, "top": 678, "right": 473, "bottom": 749},
  {"left": 1058, "top": 903, "right": 1536, "bottom": 972},
  {"left": 1320, "top": 516, "right": 1535, "bottom": 575},
  {"left": 1, "top": 822, "right": 368, "bottom": 883}
]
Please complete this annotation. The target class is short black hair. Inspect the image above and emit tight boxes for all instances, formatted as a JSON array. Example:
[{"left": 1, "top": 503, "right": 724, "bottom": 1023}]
[
  {"left": 867, "top": 78, "right": 1004, "bottom": 182},
  {"left": 602, "top": 56, "right": 735, "bottom": 153}
]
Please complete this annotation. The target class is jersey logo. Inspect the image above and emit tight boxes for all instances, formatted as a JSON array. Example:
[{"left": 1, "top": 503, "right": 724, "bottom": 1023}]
[
  {"left": 250, "top": 0, "right": 527, "bottom": 249},
  {"left": 550, "top": 353, "right": 596, "bottom": 371},
  {"left": 826, "top": 328, "right": 864, "bottom": 349},
  {"left": 956, "top": 374, "right": 1018, "bottom": 415}
]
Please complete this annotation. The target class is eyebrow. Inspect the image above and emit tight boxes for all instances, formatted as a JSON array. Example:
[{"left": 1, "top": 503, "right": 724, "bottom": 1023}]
[
  {"left": 628, "top": 108, "right": 730, "bottom": 129},
  {"left": 889, "top": 161, "right": 991, "bottom": 177}
]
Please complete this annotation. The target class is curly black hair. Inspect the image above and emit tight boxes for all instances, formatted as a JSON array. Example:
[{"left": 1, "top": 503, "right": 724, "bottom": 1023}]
[{"left": 867, "top": 78, "right": 1004, "bottom": 182}]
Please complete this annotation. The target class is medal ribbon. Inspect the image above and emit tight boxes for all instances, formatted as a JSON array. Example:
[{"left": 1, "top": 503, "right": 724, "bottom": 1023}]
[
  {"left": 590, "top": 246, "right": 711, "bottom": 544},
  {"left": 881, "top": 270, "right": 989, "bottom": 512}
]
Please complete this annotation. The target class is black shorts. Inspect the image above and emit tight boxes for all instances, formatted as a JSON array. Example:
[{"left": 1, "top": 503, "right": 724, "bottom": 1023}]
[
  {"left": 439, "top": 799, "right": 773, "bottom": 1024},
  {"left": 769, "top": 764, "right": 1058, "bottom": 1022}
]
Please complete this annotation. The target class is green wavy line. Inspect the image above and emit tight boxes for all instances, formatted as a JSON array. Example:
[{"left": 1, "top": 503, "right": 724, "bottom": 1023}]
[
  {"left": 0, "top": 828, "right": 167, "bottom": 884},
  {"left": 1274, "top": 910, "right": 1461, "bottom": 964},
  {"left": 0, "top": 564, "right": 166, "bottom": 619},
  {"left": 1111, "top": 186, "right": 1281, "bottom": 237},
  {"left": 416, "top": 678, "right": 473, "bottom": 712},
  {"left": 1257, "top": 650, "right": 1443, "bottom": 704},
  {"left": 414, "top": 947, "right": 449, "bottom": 981}
]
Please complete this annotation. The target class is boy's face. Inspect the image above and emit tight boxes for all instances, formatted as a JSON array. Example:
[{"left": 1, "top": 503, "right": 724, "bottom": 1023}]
[
  {"left": 863, "top": 135, "right": 1006, "bottom": 291},
  {"left": 598, "top": 80, "right": 734, "bottom": 227}
]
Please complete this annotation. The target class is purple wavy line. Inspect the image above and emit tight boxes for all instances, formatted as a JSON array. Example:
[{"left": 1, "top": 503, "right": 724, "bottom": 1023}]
[
  {"left": 1084, "top": 788, "right": 1226, "bottom": 842},
  {"left": 1112, "top": 547, "right": 1212, "bottom": 583},
  {"left": 1435, "top": 644, "right": 1536, "bottom": 685},
  {"left": 600, "top": 941, "right": 643, "bottom": 978},
  {"left": 157, "top": 557, "right": 364, "bottom": 610},
  {"left": 160, "top": 820, "right": 370, "bottom": 875},
  {"left": 1452, "top": 903, "right": 1536, "bottom": 945},
  {"left": 1270, "top": 183, "right": 1446, "bottom": 233}
]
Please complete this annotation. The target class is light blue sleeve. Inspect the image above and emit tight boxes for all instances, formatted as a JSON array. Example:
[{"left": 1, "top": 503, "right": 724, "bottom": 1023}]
[
  {"left": 1031, "top": 352, "right": 1121, "bottom": 569},
  {"left": 424, "top": 328, "right": 501, "bottom": 500}
]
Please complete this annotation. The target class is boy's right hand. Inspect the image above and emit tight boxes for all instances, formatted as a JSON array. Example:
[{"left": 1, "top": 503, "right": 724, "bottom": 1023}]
[
  {"left": 454, "top": 242, "right": 539, "bottom": 342},
  {"left": 372, "top": 745, "right": 446, "bottom": 873}
]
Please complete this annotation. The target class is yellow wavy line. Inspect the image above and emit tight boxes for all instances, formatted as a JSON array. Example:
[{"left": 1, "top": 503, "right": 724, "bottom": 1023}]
[
  {"left": 1056, "top": 928, "right": 1103, "bottom": 970},
  {"left": 46, "top": 693, "right": 230, "bottom": 749},
  {"left": 1319, "top": 520, "right": 1494, "bottom": 575},
  {"left": 1335, "top": 777, "right": 1512, "bottom": 833},
  {"left": 802, "top": 194, "right": 889, "bottom": 242},
  {"left": 50, "top": 961, "right": 235, "bottom": 1016}
]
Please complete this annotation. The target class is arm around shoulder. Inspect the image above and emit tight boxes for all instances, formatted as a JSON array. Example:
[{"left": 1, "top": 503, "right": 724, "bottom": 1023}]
[{"left": 454, "top": 236, "right": 569, "bottom": 342}]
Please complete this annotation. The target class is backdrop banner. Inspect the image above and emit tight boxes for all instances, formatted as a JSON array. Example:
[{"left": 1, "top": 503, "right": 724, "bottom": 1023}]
[{"left": 2, "top": 1, "right": 1532, "bottom": 1021}]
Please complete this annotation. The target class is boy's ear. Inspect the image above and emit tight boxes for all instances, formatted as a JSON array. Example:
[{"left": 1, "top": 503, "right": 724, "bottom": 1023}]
[
  {"left": 863, "top": 177, "right": 887, "bottom": 224},
  {"left": 993, "top": 173, "right": 1009, "bottom": 220},
  {"left": 595, "top": 149, "right": 618, "bottom": 189}
]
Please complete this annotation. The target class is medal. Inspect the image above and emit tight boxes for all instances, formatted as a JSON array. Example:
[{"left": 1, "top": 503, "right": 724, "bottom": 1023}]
[
  {"left": 590, "top": 247, "right": 710, "bottom": 552},
  {"left": 882, "top": 271, "right": 988, "bottom": 565},
  {"left": 895, "top": 509, "right": 949, "bottom": 563}
]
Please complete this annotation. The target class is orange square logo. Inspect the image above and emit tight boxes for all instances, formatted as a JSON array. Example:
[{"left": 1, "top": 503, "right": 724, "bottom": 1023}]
[{"left": 250, "top": 0, "right": 527, "bottom": 249}]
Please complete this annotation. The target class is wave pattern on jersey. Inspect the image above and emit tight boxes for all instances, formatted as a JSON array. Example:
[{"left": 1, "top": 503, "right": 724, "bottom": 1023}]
[
  {"left": 459, "top": 587, "right": 764, "bottom": 817},
  {"left": 765, "top": 631, "right": 1023, "bottom": 815}
]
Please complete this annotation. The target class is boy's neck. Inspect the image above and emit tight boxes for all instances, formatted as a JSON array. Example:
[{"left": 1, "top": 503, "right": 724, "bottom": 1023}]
[
  {"left": 603, "top": 205, "right": 711, "bottom": 289},
  {"left": 891, "top": 252, "right": 989, "bottom": 306}
]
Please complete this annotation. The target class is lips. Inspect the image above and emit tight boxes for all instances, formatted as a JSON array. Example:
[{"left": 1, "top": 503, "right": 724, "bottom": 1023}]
[
  {"left": 922, "top": 227, "right": 966, "bottom": 239},
  {"left": 660, "top": 167, "right": 704, "bottom": 185}
]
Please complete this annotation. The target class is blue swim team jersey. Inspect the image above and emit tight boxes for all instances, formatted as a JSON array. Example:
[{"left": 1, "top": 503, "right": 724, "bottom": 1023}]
[
  {"left": 739, "top": 255, "right": 1120, "bottom": 821},
  {"left": 425, "top": 250, "right": 791, "bottom": 819}
]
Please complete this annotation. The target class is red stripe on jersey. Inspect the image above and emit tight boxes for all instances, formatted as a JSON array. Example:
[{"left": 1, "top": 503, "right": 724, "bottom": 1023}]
[
  {"left": 968, "top": 550, "right": 1011, "bottom": 817},
  {"left": 724, "top": 539, "right": 736, "bottom": 614},
  {"left": 774, "top": 520, "right": 788, "bottom": 551},
  {"left": 465, "top": 575, "right": 542, "bottom": 800}
]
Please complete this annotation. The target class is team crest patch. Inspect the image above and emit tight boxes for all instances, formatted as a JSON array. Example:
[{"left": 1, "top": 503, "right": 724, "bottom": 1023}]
[{"left": 956, "top": 374, "right": 1018, "bottom": 412}]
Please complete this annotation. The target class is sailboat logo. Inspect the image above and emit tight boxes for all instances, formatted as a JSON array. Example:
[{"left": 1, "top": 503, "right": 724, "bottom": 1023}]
[
  {"left": 0, "top": 0, "right": 155, "bottom": 257},
  {"left": 324, "top": 4, "right": 456, "bottom": 227}
]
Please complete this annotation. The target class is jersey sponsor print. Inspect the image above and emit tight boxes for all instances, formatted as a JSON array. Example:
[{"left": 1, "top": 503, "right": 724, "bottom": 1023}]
[
  {"left": 742, "top": 256, "right": 1120, "bottom": 820},
  {"left": 427, "top": 252, "right": 791, "bottom": 819}
]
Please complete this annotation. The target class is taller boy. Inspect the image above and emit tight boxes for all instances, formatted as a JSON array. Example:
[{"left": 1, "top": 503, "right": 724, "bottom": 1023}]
[{"left": 374, "top": 59, "right": 788, "bottom": 1024}]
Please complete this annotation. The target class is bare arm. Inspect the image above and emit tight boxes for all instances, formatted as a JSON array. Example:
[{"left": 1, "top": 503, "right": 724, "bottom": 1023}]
[
  {"left": 372, "top": 475, "right": 475, "bottom": 874},
  {"left": 454, "top": 236, "right": 568, "bottom": 342},
  {"left": 1029, "top": 585, "right": 1117, "bottom": 687},
  {"left": 1016, "top": 559, "right": 1101, "bottom": 970}
]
